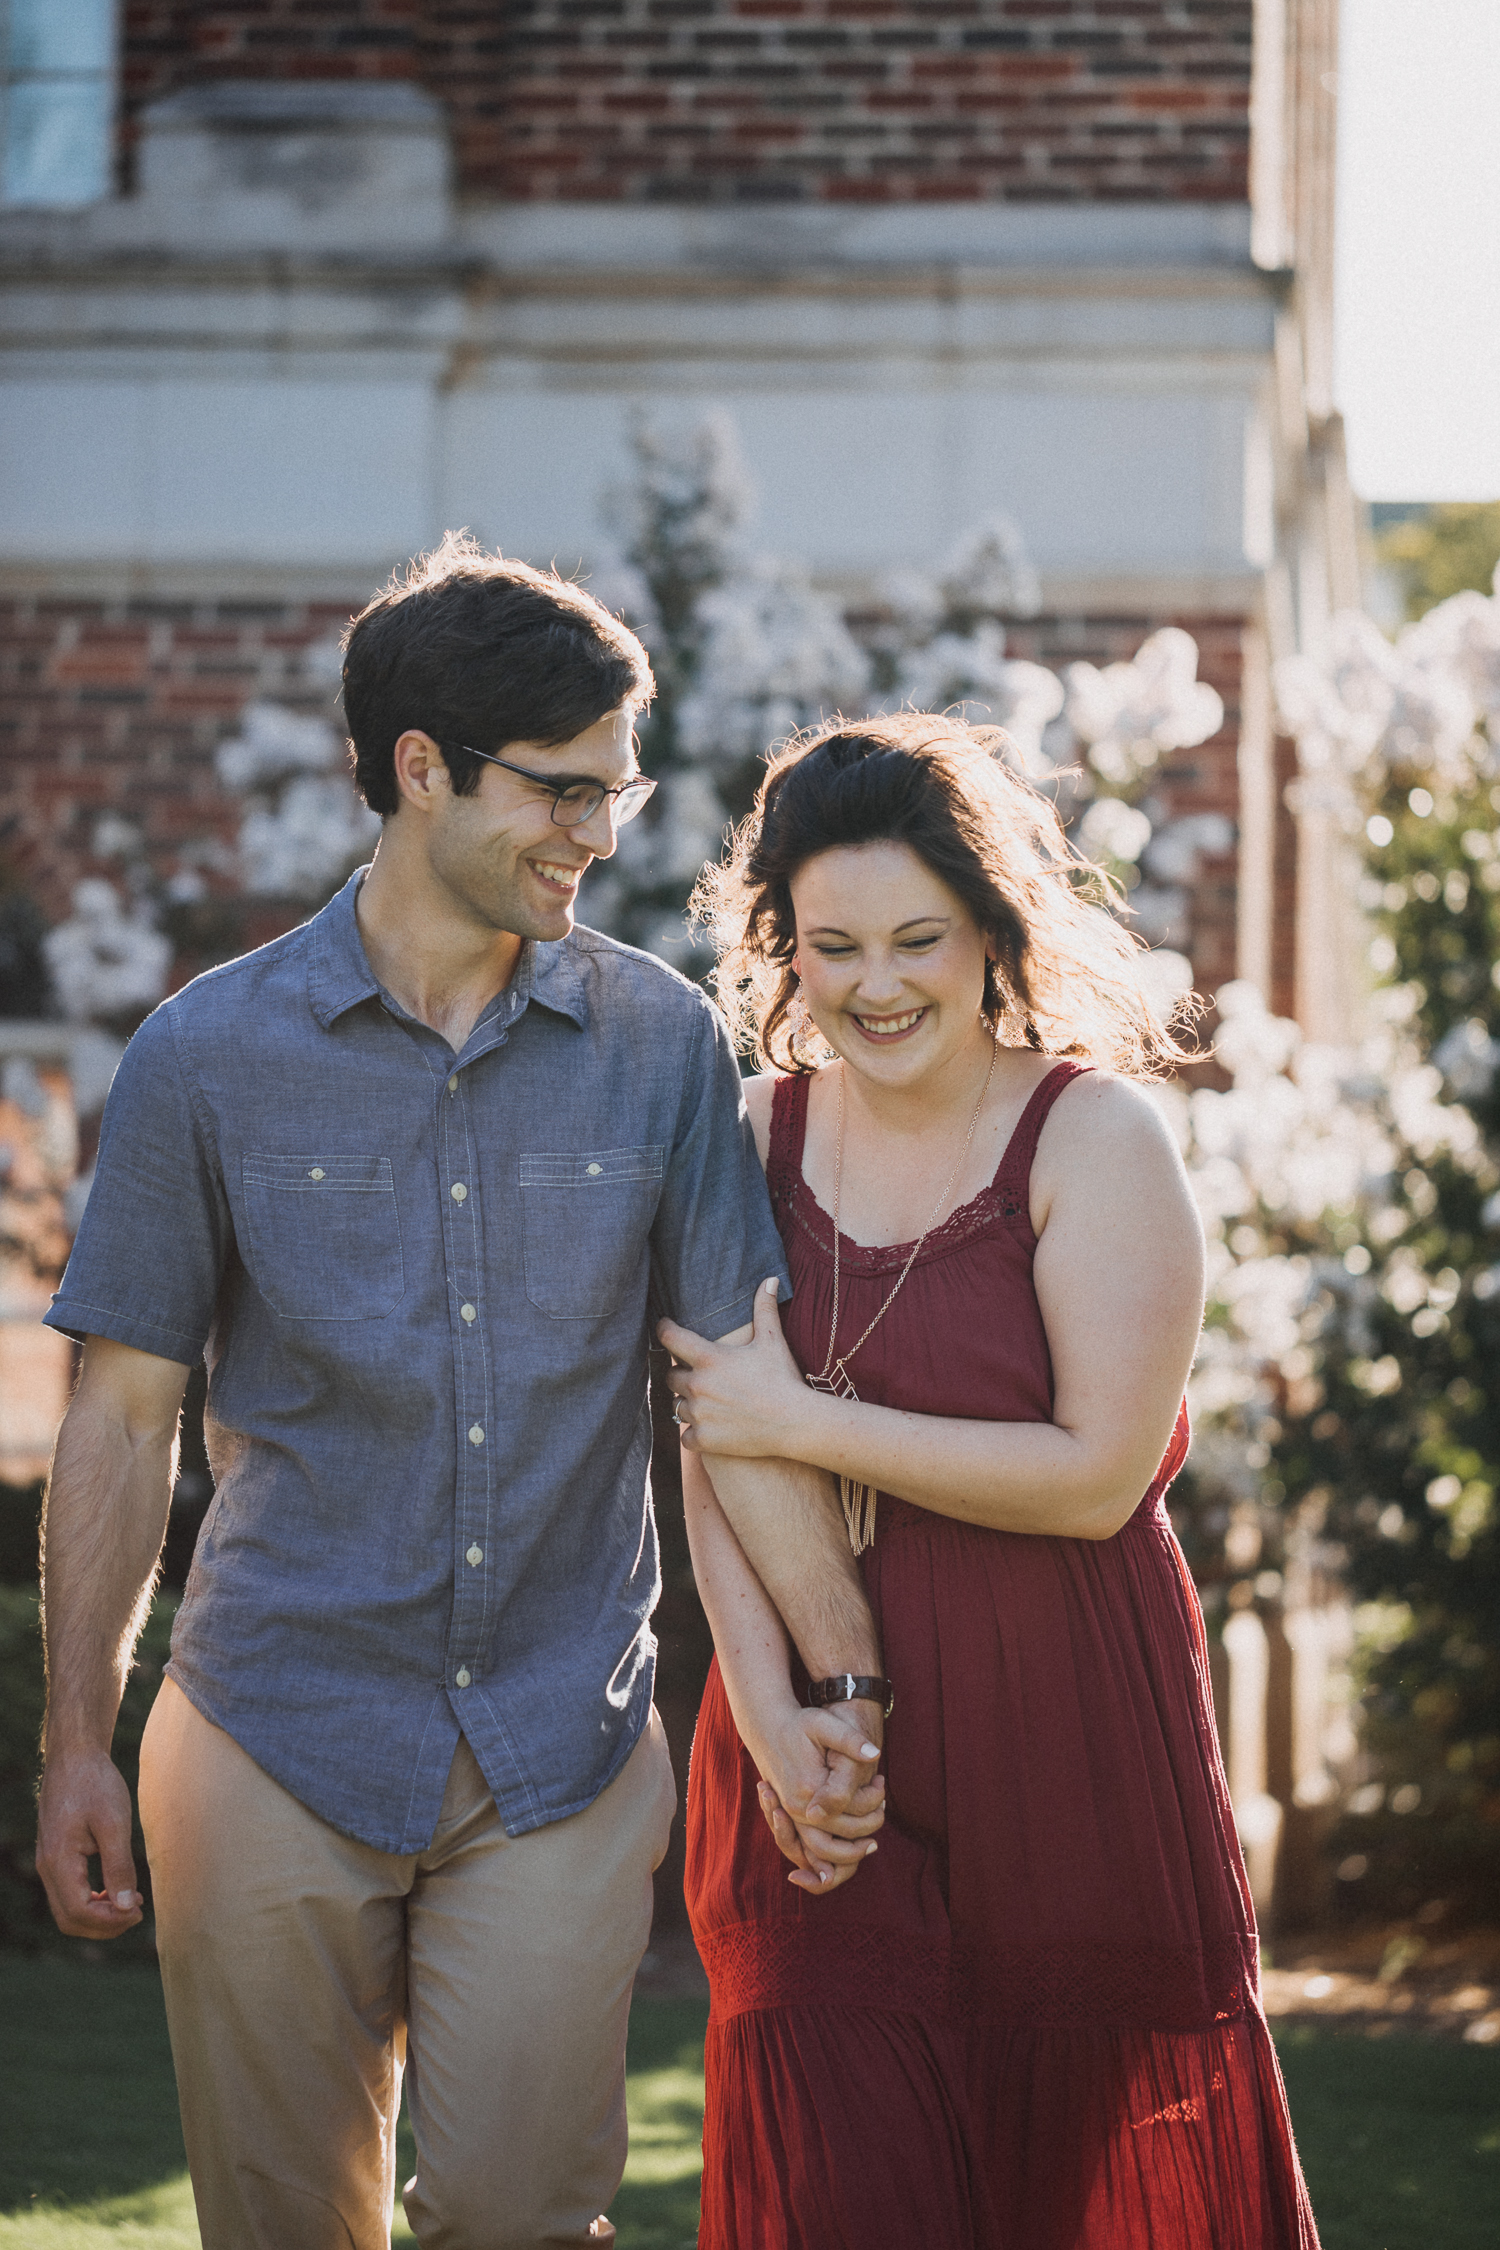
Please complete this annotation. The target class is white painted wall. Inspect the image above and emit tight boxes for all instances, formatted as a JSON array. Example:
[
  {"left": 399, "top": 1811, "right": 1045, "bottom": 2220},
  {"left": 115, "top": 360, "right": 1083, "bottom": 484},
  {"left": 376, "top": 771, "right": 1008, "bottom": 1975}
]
[{"left": 0, "top": 93, "right": 1281, "bottom": 600}]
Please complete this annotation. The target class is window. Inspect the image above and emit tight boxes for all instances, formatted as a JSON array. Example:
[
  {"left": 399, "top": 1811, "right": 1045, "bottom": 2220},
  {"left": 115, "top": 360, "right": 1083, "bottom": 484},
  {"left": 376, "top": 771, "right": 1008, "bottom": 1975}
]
[{"left": 2, "top": 0, "right": 115, "bottom": 209}]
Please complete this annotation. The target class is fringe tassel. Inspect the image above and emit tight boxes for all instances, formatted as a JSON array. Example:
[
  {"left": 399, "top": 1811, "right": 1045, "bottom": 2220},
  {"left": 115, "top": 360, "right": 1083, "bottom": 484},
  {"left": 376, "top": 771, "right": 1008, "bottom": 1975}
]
[{"left": 840, "top": 1476, "right": 878, "bottom": 1555}]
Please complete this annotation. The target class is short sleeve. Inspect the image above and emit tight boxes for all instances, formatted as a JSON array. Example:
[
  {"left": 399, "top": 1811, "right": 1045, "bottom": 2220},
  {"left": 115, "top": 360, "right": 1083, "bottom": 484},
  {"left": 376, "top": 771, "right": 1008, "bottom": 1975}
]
[
  {"left": 649, "top": 998, "right": 792, "bottom": 1339},
  {"left": 46, "top": 1003, "right": 230, "bottom": 1365}
]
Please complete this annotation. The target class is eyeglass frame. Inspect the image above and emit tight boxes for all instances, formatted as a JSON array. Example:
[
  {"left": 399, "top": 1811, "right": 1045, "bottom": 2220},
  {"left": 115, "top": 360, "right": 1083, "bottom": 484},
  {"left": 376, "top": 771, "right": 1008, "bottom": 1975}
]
[{"left": 455, "top": 744, "right": 657, "bottom": 829}]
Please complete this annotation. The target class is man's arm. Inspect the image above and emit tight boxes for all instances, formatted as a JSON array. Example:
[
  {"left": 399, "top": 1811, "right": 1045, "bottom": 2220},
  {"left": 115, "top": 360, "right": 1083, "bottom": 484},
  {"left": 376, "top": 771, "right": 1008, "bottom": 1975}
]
[
  {"left": 36, "top": 1336, "right": 191, "bottom": 1939},
  {"left": 684, "top": 1295, "right": 889, "bottom": 1801},
  {"left": 694, "top": 1299, "right": 882, "bottom": 1680},
  {"left": 683, "top": 1442, "right": 884, "bottom": 1890}
]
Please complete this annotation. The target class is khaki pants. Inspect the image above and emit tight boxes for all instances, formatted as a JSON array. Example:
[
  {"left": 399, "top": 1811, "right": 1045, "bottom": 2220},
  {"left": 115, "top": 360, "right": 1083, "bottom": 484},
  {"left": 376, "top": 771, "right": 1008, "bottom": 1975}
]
[{"left": 138, "top": 1677, "right": 677, "bottom": 2250}]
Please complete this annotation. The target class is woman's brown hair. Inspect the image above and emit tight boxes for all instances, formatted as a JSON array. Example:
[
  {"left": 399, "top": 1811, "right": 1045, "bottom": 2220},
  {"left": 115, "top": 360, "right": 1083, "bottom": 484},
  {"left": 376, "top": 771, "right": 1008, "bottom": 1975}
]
[{"left": 691, "top": 713, "right": 1199, "bottom": 1079}]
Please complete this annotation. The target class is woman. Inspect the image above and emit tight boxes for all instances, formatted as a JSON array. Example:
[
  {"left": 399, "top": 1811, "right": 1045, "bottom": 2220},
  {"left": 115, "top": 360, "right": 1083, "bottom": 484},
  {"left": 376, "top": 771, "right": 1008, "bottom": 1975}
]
[{"left": 661, "top": 717, "right": 1319, "bottom": 2250}]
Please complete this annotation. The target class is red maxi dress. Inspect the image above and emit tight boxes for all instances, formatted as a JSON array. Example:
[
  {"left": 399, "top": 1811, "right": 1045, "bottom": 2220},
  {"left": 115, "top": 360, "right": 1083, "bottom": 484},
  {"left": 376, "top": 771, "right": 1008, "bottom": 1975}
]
[{"left": 684, "top": 1063, "right": 1319, "bottom": 2250}]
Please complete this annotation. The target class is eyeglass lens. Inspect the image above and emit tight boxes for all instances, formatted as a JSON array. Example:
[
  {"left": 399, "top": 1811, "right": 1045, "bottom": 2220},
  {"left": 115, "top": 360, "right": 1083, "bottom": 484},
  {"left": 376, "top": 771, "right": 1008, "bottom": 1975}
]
[{"left": 550, "top": 779, "right": 654, "bottom": 827}]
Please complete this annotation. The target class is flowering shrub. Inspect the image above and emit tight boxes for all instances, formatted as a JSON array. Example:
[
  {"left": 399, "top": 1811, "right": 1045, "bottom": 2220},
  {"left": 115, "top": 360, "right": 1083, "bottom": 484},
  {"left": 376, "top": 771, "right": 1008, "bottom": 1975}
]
[
  {"left": 1233, "top": 569, "right": 1500, "bottom": 1913},
  {"left": 588, "top": 411, "right": 1224, "bottom": 994},
  {"left": 216, "top": 699, "right": 380, "bottom": 904}
]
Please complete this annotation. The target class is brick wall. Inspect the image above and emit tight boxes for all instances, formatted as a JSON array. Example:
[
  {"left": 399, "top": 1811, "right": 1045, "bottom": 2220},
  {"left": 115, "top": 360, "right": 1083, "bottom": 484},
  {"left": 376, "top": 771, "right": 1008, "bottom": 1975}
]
[
  {"left": 0, "top": 594, "right": 356, "bottom": 989},
  {"left": 121, "top": 2, "right": 1253, "bottom": 204},
  {"left": 0, "top": 591, "right": 1246, "bottom": 1008}
]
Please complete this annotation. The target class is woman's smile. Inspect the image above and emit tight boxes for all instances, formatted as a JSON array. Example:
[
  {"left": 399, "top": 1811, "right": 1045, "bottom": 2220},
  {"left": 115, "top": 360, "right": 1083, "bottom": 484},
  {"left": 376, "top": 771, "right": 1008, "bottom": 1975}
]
[{"left": 849, "top": 1005, "right": 929, "bottom": 1042}]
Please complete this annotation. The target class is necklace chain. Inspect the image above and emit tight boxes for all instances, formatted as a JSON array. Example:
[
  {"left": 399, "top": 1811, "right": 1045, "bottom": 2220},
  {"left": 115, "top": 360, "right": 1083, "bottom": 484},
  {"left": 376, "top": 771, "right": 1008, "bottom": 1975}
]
[{"left": 808, "top": 1033, "right": 999, "bottom": 1394}]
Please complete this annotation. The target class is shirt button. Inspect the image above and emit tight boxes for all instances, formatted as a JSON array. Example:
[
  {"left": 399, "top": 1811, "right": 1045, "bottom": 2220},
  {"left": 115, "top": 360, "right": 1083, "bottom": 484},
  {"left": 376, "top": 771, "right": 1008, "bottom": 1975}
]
[
  {"left": 586, "top": 1162, "right": 602, "bottom": 1176},
  {"left": 455, "top": 1667, "right": 471, "bottom": 1688},
  {"left": 468, "top": 1424, "right": 485, "bottom": 1446},
  {"left": 448, "top": 1075, "right": 459, "bottom": 1094},
  {"left": 450, "top": 1182, "right": 468, "bottom": 1202},
  {"left": 466, "top": 1543, "right": 483, "bottom": 1567},
  {"left": 460, "top": 1303, "right": 477, "bottom": 1323},
  {"left": 308, "top": 1167, "right": 325, "bottom": 1181}
]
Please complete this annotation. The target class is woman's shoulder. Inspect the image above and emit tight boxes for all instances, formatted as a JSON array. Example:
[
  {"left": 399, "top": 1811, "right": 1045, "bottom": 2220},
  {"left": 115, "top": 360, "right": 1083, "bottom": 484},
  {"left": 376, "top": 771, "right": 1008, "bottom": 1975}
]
[{"left": 1035, "top": 1067, "right": 1189, "bottom": 1187}]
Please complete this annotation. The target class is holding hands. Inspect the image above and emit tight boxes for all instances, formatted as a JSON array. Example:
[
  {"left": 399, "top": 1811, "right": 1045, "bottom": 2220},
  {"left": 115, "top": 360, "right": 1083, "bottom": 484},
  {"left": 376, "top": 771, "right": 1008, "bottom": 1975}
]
[{"left": 755, "top": 1701, "right": 886, "bottom": 1894}]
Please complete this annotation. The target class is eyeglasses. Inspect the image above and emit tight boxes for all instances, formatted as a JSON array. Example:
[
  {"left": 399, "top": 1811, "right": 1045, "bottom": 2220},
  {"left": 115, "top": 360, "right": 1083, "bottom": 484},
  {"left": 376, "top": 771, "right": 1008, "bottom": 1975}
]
[{"left": 457, "top": 745, "right": 657, "bottom": 829}]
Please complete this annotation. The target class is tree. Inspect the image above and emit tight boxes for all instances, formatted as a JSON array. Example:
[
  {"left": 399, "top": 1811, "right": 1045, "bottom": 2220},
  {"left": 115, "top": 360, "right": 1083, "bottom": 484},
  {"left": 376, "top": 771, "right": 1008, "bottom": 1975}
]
[{"left": 1379, "top": 502, "right": 1500, "bottom": 622}]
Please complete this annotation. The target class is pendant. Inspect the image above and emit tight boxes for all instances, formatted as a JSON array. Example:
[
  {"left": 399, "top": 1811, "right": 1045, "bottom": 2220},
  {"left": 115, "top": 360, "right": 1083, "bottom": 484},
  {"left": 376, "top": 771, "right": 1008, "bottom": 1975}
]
[{"left": 804, "top": 1367, "right": 876, "bottom": 1552}]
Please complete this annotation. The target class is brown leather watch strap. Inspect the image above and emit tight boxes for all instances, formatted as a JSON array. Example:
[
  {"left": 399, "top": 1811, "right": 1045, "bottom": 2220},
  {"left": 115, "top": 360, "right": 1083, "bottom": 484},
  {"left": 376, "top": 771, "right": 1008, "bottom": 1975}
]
[{"left": 806, "top": 1673, "right": 895, "bottom": 1719}]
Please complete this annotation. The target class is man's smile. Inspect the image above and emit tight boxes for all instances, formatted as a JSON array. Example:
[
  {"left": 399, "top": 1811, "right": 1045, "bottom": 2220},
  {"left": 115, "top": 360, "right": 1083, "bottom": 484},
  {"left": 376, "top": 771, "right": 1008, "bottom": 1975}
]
[{"left": 530, "top": 858, "right": 586, "bottom": 896}]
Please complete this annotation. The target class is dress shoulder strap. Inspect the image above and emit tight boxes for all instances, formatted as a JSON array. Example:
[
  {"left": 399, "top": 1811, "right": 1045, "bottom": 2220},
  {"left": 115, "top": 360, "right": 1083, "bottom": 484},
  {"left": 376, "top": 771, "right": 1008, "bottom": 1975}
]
[
  {"left": 767, "top": 1070, "right": 812, "bottom": 1189},
  {"left": 993, "top": 1058, "right": 1093, "bottom": 1201}
]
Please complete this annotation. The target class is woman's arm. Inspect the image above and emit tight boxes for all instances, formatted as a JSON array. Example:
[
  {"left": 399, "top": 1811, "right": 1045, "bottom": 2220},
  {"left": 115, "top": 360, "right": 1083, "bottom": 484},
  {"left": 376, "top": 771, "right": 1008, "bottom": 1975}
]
[
  {"left": 663, "top": 1076, "right": 1206, "bottom": 1542},
  {"left": 682, "top": 1443, "right": 885, "bottom": 1892}
]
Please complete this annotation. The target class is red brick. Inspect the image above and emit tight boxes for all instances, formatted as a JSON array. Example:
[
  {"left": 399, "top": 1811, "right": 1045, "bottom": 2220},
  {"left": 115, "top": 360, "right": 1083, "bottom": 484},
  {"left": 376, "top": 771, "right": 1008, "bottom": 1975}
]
[{"left": 117, "top": 3, "right": 1254, "bottom": 205}]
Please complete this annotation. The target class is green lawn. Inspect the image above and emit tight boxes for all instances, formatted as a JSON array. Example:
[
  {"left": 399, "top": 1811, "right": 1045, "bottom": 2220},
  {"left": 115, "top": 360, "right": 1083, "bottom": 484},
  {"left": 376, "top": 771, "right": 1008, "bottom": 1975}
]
[
  {"left": 1, "top": 1954, "right": 1497, "bottom": 2249},
  {"left": 0, "top": 1956, "right": 705, "bottom": 2250}
]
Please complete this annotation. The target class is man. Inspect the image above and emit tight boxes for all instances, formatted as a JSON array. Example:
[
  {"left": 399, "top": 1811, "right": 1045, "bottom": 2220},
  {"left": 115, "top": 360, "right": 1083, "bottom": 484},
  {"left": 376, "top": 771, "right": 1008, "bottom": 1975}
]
[{"left": 35, "top": 536, "right": 883, "bottom": 2248}]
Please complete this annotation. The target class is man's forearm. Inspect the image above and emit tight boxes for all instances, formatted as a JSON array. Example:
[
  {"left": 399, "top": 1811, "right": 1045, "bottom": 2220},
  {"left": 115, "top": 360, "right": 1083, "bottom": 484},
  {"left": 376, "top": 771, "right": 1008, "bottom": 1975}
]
[
  {"left": 697, "top": 1449, "right": 882, "bottom": 1682},
  {"left": 36, "top": 1340, "right": 187, "bottom": 1941},
  {"left": 42, "top": 1375, "right": 180, "bottom": 1756}
]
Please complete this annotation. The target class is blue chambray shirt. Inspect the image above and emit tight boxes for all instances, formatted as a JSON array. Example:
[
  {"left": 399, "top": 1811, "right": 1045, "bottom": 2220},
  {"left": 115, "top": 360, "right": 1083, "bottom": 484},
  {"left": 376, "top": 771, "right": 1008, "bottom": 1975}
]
[{"left": 47, "top": 872, "right": 790, "bottom": 1853}]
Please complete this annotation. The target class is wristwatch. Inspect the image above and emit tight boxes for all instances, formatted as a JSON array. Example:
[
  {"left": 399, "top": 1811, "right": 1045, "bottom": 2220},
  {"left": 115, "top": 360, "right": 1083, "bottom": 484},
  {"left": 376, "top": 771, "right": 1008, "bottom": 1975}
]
[{"left": 806, "top": 1673, "right": 895, "bottom": 1719}]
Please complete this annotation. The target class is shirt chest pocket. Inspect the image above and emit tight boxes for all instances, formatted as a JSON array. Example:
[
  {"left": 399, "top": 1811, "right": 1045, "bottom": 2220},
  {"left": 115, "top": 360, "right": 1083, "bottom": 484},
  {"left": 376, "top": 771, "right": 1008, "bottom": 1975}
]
[
  {"left": 240, "top": 1154, "right": 404, "bottom": 1320},
  {"left": 519, "top": 1147, "right": 664, "bottom": 1321}
]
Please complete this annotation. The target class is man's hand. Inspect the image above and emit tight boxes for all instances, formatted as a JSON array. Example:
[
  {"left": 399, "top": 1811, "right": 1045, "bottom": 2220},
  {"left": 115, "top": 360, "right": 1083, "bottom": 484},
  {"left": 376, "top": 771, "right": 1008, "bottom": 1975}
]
[
  {"left": 36, "top": 1749, "right": 144, "bottom": 1938},
  {"left": 759, "top": 1700, "right": 884, "bottom": 1826},
  {"left": 755, "top": 1699, "right": 886, "bottom": 1894}
]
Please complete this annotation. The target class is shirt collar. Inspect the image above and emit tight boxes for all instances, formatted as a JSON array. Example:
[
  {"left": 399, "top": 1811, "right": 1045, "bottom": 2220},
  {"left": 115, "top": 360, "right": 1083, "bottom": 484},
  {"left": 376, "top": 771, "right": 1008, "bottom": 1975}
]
[
  {"left": 307, "top": 870, "right": 589, "bottom": 1034},
  {"left": 307, "top": 870, "right": 381, "bottom": 1028}
]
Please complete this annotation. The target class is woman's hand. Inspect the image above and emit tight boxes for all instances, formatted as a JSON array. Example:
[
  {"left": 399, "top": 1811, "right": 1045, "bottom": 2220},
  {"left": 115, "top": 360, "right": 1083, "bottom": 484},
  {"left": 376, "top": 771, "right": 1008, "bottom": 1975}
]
[
  {"left": 659, "top": 1279, "right": 811, "bottom": 1459},
  {"left": 757, "top": 1781, "right": 882, "bottom": 1894},
  {"left": 750, "top": 1702, "right": 886, "bottom": 1892}
]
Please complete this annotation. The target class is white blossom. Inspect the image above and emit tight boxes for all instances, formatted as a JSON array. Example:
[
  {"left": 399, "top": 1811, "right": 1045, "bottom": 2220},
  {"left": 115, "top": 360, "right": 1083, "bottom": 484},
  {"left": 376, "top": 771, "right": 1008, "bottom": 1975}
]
[
  {"left": 1134, "top": 946, "right": 1194, "bottom": 1027},
  {"left": 938, "top": 515, "right": 1042, "bottom": 620},
  {"left": 92, "top": 814, "right": 144, "bottom": 862},
  {"left": 216, "top": 701, "right": 344, "bottom": 793},
  {"left": 887, "top": 630, "right": 1064, "bottom": 775},
  {"left": 214, "top": 699, "right": 378, "bottom": 900},
  {"left": 873, "top": 568, "right": 944, "bottom": 642},
  {"left": 891, "top": 621, "right": 1012, "bottom": 713},
  {"left": 237, "top": 774, "right": 381, "bottom": 901},
  {"left": 42, "top": 879, "right": 173, "bottom": 1023},
  {"left": 1065, "top": 628, "right": 1224, "bottom": 786},
  {"left": 1212, "top": 979, "right": 1301, "bottom": 1082},
  {"left": 1399, "top": 586, "right": 1500, "bottom": 742},
  {"left": 677, "top": 559, "right": 870, "bottom": 769},
  {"left": 1275, "top": 597, "right": 1495, "bottom": 810},
  {"left": 601, "top": 409, "right": 755, "bottom": 597},
  {"left": 1077, "top": 797, "right": 1153, "bottom": 865}
]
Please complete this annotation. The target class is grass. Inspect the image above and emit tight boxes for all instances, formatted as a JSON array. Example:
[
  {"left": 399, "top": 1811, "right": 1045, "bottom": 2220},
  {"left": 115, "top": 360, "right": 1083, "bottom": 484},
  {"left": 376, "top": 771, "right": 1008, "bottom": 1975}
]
[
  {"left": 1275, "top": 2026, "right": 1500, "bottom": 2250},
  {"left": 1, "top": 1954, "right": 1497, "bottom": 2248},
  {"left": 0, "top": 1955, "right": 707, "bottom": 2250}
]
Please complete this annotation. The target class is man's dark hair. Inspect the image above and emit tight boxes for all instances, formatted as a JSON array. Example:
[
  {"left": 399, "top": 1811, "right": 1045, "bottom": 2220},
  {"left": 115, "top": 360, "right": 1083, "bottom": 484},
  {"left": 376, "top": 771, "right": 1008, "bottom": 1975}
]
[{"left": 342, "top": 533, "right": 655, "bottom": 816}]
